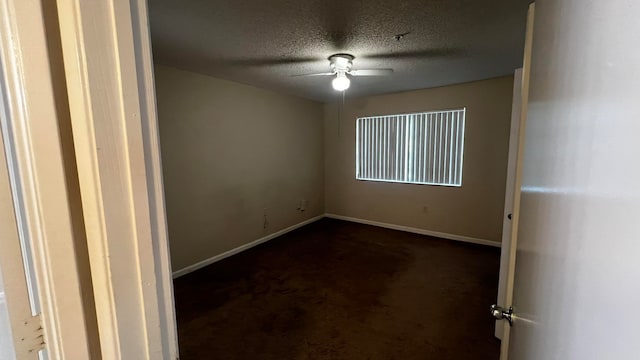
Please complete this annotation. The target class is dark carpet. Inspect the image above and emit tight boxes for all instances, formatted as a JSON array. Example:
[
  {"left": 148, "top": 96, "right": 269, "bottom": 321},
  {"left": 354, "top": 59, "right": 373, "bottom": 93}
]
[{"left": 173, "top": 218, "right": 501, "bottom": 360}]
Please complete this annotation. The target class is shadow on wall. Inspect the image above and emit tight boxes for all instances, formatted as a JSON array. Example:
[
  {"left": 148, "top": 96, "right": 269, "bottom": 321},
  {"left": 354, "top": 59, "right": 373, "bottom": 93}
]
[{"left": 154, "top": 65, "right": 325, "bottom": 272}]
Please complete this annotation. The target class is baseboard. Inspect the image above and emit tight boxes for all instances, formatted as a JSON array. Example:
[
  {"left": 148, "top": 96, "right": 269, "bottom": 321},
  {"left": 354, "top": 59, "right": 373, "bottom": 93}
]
[
  {"left": 172, "top": 215, "right": 325, "bottom": 278},
  {"left": 173, "top": 213, "right": 499, "bottom": 278},
  {"left": 324, "top": 213, "right": 500, "bottom": 248}
]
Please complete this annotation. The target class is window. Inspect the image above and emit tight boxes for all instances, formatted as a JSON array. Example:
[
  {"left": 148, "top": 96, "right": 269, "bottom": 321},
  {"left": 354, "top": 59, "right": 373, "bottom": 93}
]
[{"left": 356, "top": 108, "right": 465, "bottom": 187}]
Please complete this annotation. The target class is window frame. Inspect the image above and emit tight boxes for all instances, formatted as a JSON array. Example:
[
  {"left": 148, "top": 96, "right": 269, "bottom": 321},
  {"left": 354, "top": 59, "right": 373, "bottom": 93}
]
[{"left": 355, "top": 108, "right": 466, "bottom": 187}]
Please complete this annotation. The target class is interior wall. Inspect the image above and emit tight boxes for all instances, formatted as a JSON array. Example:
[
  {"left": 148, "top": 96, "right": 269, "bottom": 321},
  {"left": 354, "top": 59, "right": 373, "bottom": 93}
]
[
  {"left": 324, "top": 76, "right": 514, "bottom": 243},
  {"left": 155, "top": 65, "right": 325, "bottom": 271}
]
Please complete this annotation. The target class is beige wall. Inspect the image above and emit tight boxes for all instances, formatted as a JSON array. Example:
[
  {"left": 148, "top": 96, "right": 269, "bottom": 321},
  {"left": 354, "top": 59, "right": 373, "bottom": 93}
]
[
  {"left": 324, "top": 76, "right": 514, "bottom": 243},
  {"left": 155, "top": 65, "right": 325, "bottom": 271}
]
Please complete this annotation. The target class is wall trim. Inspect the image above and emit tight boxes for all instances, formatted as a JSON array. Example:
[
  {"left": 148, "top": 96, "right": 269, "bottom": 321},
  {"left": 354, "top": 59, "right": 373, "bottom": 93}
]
[
  {"left": 174, "top": 213, "right": 499, "bottom": 279},
  {"left": 325, "top": 213, "right": 501, "bottom": 248},
  {"left": 172, "top": 215, "right": 325, "bottom": 278}
]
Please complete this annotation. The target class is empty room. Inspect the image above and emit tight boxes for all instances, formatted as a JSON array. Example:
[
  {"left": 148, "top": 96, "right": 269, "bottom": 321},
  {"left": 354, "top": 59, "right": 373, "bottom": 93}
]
[
  {"left": 148, "top": 0, "right": 530, "bottom": 358},
  {"left": 2, "top": 0, "right": 639, "bottom": 359}
]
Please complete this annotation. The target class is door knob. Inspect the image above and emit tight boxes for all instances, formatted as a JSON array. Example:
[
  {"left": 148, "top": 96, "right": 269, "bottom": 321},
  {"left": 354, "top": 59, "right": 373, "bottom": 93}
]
[
  {"left": 507, "top": 213, "right": 512, "bottom": 220},
  {"left": 491, "top": 304, "right": 513, "bottom": 326}
]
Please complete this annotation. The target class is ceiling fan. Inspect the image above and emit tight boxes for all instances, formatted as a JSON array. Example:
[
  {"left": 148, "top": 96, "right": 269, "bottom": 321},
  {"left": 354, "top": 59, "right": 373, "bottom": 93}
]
[{"left": 294, "top": 53, "right": 393, "bottom": 91}]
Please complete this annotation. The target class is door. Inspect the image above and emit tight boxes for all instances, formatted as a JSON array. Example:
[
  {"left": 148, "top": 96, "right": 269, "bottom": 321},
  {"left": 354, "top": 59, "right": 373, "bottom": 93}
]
[
  {"left": 494, "top": 4, "right": 535, "bottom": 354},
  {"left": 501, "top": 0, "right": 640, "bottom": 359},
  {"left": 495, "top": 67, "right": 523, "bottom": 340}
]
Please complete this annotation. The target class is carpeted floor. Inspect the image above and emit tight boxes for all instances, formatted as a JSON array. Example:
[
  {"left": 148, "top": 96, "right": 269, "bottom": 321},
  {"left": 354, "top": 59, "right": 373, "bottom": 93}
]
[{"left": 173, "top": 218, "right": 501, "bottom": 360}]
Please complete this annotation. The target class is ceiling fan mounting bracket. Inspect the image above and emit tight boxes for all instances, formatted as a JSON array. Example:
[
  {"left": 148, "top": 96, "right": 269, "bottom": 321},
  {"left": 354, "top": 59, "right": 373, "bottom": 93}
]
[{"left": 329, "top": 53, "right": 355, "bottom": 73}]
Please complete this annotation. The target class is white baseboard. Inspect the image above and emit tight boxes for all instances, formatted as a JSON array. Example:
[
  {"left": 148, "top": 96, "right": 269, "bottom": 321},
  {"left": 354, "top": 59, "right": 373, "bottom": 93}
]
[
  {"left": 173, "top": 213, "right": 499, "bottom": 278},
  {"left": 324, "top": 213, "right": 501, "bottom": 248},
  {"left": 172, "top": 215, "right": 325, "bottom": 278}
]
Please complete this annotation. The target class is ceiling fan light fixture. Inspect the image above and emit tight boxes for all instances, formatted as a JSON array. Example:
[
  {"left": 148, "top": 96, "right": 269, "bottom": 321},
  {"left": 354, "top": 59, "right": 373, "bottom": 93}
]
[{"left": 332, "top": 72, "right": 350, "bottom": 91}]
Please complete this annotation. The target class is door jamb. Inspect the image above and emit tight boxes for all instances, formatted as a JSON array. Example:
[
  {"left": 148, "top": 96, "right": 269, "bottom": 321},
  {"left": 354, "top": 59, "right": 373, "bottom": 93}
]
[
  {"left": 54, "top": 0, "right": 178, "bottom": 358},
  {"left": 0, "top": 0, "right": 100, "bottom": 357},
  {"left": 130, "top": 0, "right": 179, "bottom": 357}
]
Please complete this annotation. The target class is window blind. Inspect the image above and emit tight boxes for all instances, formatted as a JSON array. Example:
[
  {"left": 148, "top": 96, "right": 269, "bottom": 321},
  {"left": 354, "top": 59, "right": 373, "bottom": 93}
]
[{"left": 356, "top": 108, "right": 465, "bottom": 186}]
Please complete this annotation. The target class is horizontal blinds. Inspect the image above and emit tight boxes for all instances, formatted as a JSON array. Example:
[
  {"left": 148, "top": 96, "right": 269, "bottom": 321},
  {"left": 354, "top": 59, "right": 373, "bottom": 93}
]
[{"left": 356, "top": 109, "right": 465, "bottom": 186}]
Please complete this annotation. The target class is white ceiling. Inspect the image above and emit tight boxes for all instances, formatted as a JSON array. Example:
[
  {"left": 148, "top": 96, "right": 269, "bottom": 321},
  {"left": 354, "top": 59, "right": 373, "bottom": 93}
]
[{"left": 149, "top": 0, "right": 532, "bottom": 103}]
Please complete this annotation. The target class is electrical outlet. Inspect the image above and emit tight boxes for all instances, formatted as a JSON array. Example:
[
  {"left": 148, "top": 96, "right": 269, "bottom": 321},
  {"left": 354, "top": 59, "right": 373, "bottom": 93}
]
[{"left": 297, "top": 199, "right": 307, "bottom": 212}]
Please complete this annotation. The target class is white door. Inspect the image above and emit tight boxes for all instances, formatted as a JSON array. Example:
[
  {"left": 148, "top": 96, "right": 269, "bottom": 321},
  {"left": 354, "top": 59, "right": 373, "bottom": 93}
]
[
  {"left": 502, "top": 1, "right": 640, "bottom": 359},
  {"left": 494, "top": 4, "right": 535, "bottom": 353},
  {"left": 495, "top": 67, "right": 523, "bottom": 340}
]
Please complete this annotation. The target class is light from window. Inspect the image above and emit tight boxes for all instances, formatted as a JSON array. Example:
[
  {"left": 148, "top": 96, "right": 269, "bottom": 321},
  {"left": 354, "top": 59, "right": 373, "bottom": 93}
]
[{"left": 356, "top": 108, "right": 465, "bottom": 186}]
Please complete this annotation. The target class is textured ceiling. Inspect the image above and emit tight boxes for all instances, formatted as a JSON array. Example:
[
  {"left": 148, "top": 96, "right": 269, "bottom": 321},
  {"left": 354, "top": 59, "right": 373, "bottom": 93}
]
[{"left": 149, "top": 0, "right": 531, "bottom": 103}]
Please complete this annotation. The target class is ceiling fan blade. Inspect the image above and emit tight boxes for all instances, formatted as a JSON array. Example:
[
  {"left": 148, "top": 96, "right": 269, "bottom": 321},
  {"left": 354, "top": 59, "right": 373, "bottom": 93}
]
[
  {"left": 292, "top": 72, "right": 336, "bottom": 77},
  {"left": 349, "top": 69, "right": 394, "bottom": 76}
]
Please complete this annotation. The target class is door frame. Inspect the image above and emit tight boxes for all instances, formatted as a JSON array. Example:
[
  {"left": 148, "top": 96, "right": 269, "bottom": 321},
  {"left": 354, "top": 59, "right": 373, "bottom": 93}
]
[
  {"left": 0, "top": 0, "right": 101, "bottom": 357},
  {"left": 54, "top": 0, "right": 178, "bottom": 358}
]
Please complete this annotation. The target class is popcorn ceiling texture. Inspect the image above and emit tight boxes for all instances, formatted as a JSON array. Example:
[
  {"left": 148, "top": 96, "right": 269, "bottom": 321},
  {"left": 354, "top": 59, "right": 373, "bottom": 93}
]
[{"left": 149, "top": 0, "right": 531, "bottom": 102}]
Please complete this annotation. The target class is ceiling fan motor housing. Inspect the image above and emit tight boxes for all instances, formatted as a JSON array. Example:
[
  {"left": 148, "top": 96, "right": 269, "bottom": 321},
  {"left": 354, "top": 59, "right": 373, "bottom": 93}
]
[{"left": 329, "top": 54, "right": 354, "bottom": 73}]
